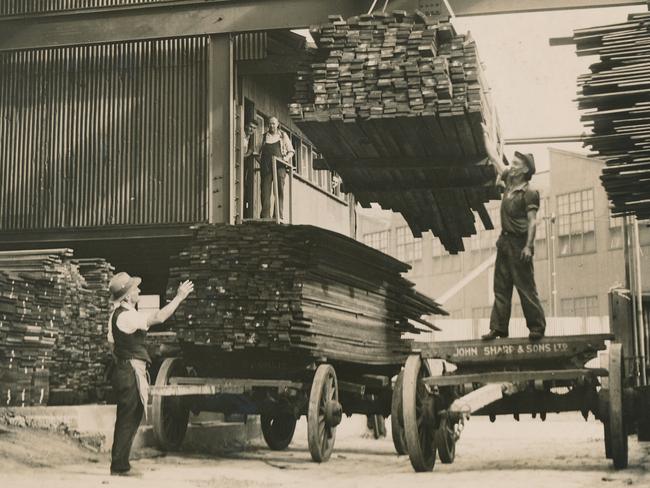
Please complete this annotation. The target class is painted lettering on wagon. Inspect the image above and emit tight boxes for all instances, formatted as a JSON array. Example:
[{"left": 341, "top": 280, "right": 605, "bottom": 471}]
[{"left": 451, "top": 342, "right": 570, "bottom": 358}]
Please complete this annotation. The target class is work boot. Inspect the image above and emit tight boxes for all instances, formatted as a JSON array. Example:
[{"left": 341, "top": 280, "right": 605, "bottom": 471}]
[
  {"left": 481, "top": 330, "right": 508, "bottom": 341},
  {"left": 529, "top": 331, "right": 544, "bottom": 341},
  {"left": 110, "top": 469, "right": 142, "bottom": 477}
]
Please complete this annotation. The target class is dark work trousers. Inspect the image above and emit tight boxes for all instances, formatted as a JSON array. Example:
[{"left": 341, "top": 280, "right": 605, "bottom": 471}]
[
  {"left": 489, "top": 234, "right": 546, "bottom": 335},
  {"left": 110, "top": 359, "right": 144, "bottom": 473},
  {"left": 243, "top": 156, "right": 255, "bottom": 219},
  {"left": 260, "top": 166, "right": 286, "bottom": 220}
]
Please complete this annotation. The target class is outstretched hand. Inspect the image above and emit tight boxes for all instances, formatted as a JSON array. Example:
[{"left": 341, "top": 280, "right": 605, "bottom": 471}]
[
  {"left": 176, "top": 280, "right": 195, "bottom": 300},
  {"left": 481, "top": 122, "right": 500, "bottom": 165}
]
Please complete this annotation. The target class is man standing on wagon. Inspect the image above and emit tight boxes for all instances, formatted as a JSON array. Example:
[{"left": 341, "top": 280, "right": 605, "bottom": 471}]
[
  {"left": 107, "top": 272, "right": 194, "bottom": 476},
  {"left": 481, "top": 140, "right": 547, "bottom": 342}
]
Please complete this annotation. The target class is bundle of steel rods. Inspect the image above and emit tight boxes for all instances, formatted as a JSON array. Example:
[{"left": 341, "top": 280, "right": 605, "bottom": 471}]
[
  {"left": 574, "top": 8, "right": 650, "bottom": 219},
  {"left": 167, "top": 223, "right": 446, "bottom": 369},
  {"left": 289, "top": 11, "right": 503, "bottom": 253}
]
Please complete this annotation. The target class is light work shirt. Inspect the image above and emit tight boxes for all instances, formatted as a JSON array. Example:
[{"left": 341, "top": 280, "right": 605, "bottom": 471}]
[{"left": 107, "top": 301, "right": 152, "bottom": 415}]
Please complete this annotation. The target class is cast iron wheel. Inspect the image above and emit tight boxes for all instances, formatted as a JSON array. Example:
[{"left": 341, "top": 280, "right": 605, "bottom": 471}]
[
  {"left": 391, "top": 371, "right": 408, "bottom": 455},
  {"left": 608, "top": 343, "right": 628, "bottom": 469},
  {"left": 307, "top": 364, "right": 341, "bottom": 463},
  {"left": 402, "top": 355, "right": 436, "bottom": 472},
  {"left": 435, "top": 416, "right": 456, "bottom": 464},
  {"left": 261, "top": 413, "right": 297, "bottom": 451},
  {"left": 152, "top": 357, "right": 191, "bottom": 451}
]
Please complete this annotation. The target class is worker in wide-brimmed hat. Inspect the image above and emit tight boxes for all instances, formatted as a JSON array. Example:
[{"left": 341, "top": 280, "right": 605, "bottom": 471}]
[
  {"left": 481, "top": 136, "right": 547, "bottom": 342},
  {"left": 107, "top": 272, "right": 194, "bottom": 476}
]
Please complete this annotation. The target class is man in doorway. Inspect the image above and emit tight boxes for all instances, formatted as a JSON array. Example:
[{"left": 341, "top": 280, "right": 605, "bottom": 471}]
[
  {"left": 481, "top": 147, "right": 547, "bottom": 341},
  {"left": 258, "top": 116, "right": 294, "bottom": 220},
  {"left": 107, "top": 272, "right": 194, "bottom": 476},
  {"left": 243, "top": 119, "right": 258, "bottom": 219}
]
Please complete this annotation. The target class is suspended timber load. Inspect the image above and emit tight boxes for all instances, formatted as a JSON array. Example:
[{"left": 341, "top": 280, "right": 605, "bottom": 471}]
[
  {"left": 289, "top": 11, "right": 503, "bottom": 253},
  {"left": 0, "top": 250, "right": 114, "bottom": 405},
  {"left": 574, "top": 10, "right": 650, "bottom": 219},
  {"left": 167, "top": 223, "right": 446, "bottom": 370}
]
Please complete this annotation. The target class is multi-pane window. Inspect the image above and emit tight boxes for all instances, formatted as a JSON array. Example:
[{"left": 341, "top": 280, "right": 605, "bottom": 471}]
[
  {"left": 609, "top": 213, "right": 623, "bottom": 249},
  {"left": 557, "top": 189, "right": 596, "bottom": 255},
  {"left": 299, "top": 144, "right": 312, "bottom": 179},
  {"left": 432, "top": 238, "right": 461, "bottom": 273},
  {"left": 363, "top": 230, "right": 390, "bottom": 254},
  {"left": 396, "top": 226, "right": 422, "bottom": 262},
  {"left": 560, "top": 296, "right": 599, "bottom": 317},
  {"left": 609, "top": 215, "right": 650, "bottom": 248}
]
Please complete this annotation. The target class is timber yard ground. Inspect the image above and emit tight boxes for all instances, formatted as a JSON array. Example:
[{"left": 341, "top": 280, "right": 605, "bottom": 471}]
[{"left": 1, "top": 414, "right": 649, "bottom": 488}]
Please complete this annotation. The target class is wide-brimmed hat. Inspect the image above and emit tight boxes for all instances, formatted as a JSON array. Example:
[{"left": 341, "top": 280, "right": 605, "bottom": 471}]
[
  {"left": 109, "top": 272, "right": 142, "bottom": 303},
  {"left": 514, "top": 151, "right": 536, "bottom": 176}
]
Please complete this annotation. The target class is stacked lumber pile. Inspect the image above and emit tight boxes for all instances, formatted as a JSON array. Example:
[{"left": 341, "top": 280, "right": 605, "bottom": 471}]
[
  {"left": 574, "top": 9, "right": 650, "bottom": 219},
  {"left": 289, "top": 11, "right": 503, "bottom": 253},
  {"left": 77, "top": 258, "right": 115, "bottom": 397},
  {"left": 0, "top": 271, "right": 56, "bottom": 406},
  {"left": 0, "top": 250, "right": 114, "bottom": 405},
  {"left": 167, "top": 223, "right": 446, "bottom": 368}
]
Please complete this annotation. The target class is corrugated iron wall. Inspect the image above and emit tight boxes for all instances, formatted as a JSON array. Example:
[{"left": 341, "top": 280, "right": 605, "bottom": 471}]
[
  {"left": 234, "top": 33, "right": 267, "bottom": 61},
  {"left": 0, "top": 37, "right": 209, "bottom": 230},
  {"left": 0, "top": 0, "right": 170, "bottom": 16}
]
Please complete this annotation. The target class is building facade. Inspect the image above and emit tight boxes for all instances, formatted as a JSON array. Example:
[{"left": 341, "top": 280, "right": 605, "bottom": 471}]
[
  {"left": 0, "top": 5, "right": 355, "bottom": 300},
  {"left": 358, "top": 148, "right": 650, "bottom": 333}
]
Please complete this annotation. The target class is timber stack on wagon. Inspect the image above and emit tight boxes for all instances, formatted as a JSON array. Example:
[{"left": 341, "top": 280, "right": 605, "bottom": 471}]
[
  {"left": 574, "top": 9, "right": 650, "bottom": 219},
  {"left": 167, "top": 223, "right": 446, "bottom": 372},
  {"left": 0, "top": 250, "right": 115, "bottom": 405},
  {"left": 289, "top": 11, "right": 503, "bottom": 253}
]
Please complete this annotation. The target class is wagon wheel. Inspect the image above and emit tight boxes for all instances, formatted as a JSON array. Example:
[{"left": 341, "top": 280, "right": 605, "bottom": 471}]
[
  {"left": 152, "top": 357, "right": 191, "bottom": 451},
  {"left": 391, "top": 371, "right": 408, "bottom": 455},
  {"left": 435, "top": 415, "right": 456, "bottom": 464},
  {"left": 308, "top": 364, "right": 341, "bottom": 463},
  {"left": 402, "top": 355, "right": 436, "bottom": 472},
  {"left": 261, "top": 413, "right": 297, "bottom": 451},
  {"left": 607, "top": 343, "right": 628, "bottom": 469}
]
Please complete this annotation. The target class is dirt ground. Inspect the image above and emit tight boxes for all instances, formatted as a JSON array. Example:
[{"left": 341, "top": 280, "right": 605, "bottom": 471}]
[{"left": 1, "top": 413, "right": 649, "bottom": 488}]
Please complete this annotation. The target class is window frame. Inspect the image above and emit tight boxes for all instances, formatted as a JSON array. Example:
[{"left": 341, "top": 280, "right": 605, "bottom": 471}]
[{"left": 556, "top": 188, "right": 596, "bottom": 257}]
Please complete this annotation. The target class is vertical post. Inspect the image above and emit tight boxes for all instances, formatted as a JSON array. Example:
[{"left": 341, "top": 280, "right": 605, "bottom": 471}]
[
  {"left": 545, "top": 216, "right": 553, "bottom": 316},
  {"left": 633, "top": 218, "right": 647, "bottom": 385},
  {"left": 549, "top": 214, "right": 558, "bottom": 317},
  {"left": 272, "top": 157, "right": 280, "bottom": 224},
  {"left": 208, "top": 34, "right": 234, "bottom": 224},
  {"left": 624, "top": 215, "right": 640, "bottom": 384}
]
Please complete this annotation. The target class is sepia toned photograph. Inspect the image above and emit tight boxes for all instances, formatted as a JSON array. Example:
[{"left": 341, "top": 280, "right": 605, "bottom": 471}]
[{"left": 1, "top": 1, "right": 650, "bottom": 487}]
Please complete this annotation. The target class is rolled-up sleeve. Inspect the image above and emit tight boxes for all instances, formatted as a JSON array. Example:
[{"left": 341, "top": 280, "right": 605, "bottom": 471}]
[
  {"left": 282, "top": 133, "right": 295, "bottom": 159},
  {"left": 525, "top": 188, "right": 540, "bottom": 212},
  {"left": 116, "top": 310, "right": 150, "bottom": 334}
]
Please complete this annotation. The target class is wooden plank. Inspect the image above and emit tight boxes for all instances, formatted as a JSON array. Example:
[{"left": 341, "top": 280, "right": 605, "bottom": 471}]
[
  {"left": 424, "top": 368, "right": 609, "bottom": 387},
  {"left": 415, "top": 334, "right": 613, "bottom": 365}
]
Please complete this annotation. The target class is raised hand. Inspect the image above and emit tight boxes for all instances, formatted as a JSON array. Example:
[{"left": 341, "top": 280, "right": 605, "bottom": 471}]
[{"left": 177, "top": 280, "right": 195, "bottom": 300}]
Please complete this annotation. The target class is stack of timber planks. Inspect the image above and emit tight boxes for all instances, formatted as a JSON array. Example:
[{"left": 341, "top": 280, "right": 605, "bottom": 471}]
[
  {"left": 167, "top": 223, "right": 446, "bottom": 367},
  {"left": 289, "top": 11, "right": 503, "bottom": 253},
  {"left": 0, "top": 271, "right": 54, "bottom": 406},
  {"left": 0, "top": 250, "right": 114, "bottom": 405},
  {"left": 574, "top": 8, "right": 650, "bottom": 219},
  {"left": 77, "top": 257, "right": 115, "bottom": 400}
]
